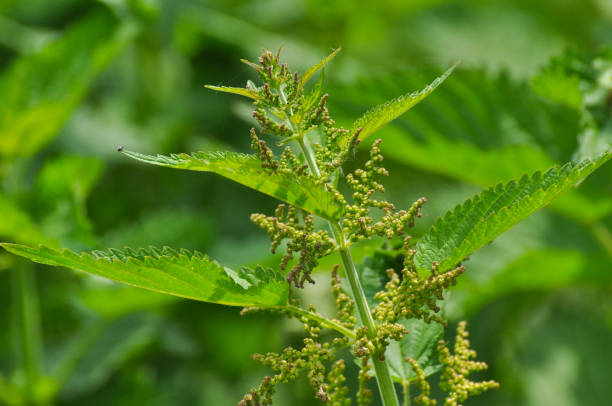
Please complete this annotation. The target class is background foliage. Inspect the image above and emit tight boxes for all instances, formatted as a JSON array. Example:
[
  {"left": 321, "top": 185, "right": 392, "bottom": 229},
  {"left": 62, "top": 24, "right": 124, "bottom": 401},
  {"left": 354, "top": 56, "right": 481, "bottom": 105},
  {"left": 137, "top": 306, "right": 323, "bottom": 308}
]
[{"left": 0, "top": 0, "right": 610, "bottom": 405}]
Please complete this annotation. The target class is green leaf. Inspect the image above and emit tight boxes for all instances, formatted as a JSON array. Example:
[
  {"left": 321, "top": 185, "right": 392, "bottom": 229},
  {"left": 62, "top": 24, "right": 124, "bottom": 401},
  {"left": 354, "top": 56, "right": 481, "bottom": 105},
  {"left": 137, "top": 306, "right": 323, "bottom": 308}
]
[
  {"left": 0, "top": 11, "right": 136, "bottom": 159},
  {"left": 121, "top": 150, "right": 344, "bottom": 220},
  {"left": 386, "top": 319, "right": 443, "bottom": 382},
  {"left": 346, "top": 62, "right": 458, "bottom": 147},
  {"left": 300, "top": 47, "right": 341, "bottom": 89},
  {"left": 204, "top": 85, "right": 260, "bottom": 100},
  {"left": 0, "top": 244, "right": 289, "bottom": 308},
  {"left": 414, "top": 152, "right": 611, "bottom": 272}
]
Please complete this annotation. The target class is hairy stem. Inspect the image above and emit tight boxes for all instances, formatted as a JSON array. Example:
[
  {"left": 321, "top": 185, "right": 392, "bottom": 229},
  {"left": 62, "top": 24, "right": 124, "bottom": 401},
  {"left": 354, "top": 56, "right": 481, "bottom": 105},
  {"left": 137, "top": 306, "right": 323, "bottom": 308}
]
[{"left": 297, "top": 135, "right": 400, "bottom": 406}]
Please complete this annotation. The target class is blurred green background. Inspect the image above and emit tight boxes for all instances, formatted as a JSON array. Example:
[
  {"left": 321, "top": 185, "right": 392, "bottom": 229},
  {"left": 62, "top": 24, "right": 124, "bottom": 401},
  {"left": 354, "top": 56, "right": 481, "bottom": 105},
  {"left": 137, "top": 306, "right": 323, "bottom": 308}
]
[{"left": 0, "top": 0, "right": 611, "bottom": 405}]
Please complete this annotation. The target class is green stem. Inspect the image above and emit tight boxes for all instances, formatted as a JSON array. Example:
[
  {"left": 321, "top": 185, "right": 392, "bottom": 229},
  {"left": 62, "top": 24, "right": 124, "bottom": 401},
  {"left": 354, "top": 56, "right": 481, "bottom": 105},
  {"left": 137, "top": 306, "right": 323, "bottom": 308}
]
[
  {"left": 286, "top": 304, "right": 356, "bottom": 339},
  {"left": 297, "top": 135, "right": 400, "bottom": 406},
  {"left": 10, "top": 263, "right": 44, "bottom": 396}
]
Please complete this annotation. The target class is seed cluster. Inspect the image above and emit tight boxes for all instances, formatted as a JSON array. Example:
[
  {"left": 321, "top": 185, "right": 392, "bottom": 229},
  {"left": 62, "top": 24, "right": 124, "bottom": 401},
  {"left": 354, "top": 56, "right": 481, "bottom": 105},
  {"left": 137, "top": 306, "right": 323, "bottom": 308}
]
[
  {"left": 343, "top": 140, "right": 427, "bottom": 244},
  {"left": 239, "top": 304, "right": 350, "bottom": 406},
  {"left": 373, "top": 237, "right": 465, "bottom": 326},
  {"left": 438, "top": 322, "right": 500, "bottom": 406},
  {"left": 331, "top": 265, "right": 357, "bottom": 329},
  {"left": 251, "top": 204, "right": 334, "bottom": 287},
  {"left": 405, "top": 357, "right": 436, "bottom": 406}
]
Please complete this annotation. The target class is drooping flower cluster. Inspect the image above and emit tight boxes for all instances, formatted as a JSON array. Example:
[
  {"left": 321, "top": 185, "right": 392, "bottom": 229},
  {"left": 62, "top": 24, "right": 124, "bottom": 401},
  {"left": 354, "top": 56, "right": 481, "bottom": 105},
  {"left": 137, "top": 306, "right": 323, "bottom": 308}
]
[
  {"left": 251, "top": 204, "right": 334, "bottom": 287},
  {"left": 239, "top": 274, "right": 356, "bottom": 406},
  {"left": 373, "top": 237, "right": 465, "bottom": 326},
  {"left": 438, "top": 322, "right": 499, "bottom": 406},
  {"left": 343, "top": 140, "right": 427, "bottom": 244}
]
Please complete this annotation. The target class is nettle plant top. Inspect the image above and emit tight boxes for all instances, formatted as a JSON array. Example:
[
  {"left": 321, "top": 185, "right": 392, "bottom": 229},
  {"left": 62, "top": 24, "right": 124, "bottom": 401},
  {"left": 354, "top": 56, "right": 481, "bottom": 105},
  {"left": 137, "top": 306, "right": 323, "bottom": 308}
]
[{"left": 3, "top": 48, "right": 609, "bottom": 406}]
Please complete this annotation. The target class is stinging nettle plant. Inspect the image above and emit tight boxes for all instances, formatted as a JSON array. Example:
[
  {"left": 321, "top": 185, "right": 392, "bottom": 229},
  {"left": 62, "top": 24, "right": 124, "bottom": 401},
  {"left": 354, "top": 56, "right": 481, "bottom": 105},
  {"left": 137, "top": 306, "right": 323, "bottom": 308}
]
[{"left": 3, "top": 48, "right": 610, "bottom": 405}]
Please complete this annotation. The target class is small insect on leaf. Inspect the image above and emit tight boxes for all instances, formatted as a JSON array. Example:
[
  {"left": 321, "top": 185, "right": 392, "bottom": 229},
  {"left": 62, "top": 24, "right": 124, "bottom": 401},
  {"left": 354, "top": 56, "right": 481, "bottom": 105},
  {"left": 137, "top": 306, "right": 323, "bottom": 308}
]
[{"left": 117, "top": 146, "right": 124, "bottom": 152}]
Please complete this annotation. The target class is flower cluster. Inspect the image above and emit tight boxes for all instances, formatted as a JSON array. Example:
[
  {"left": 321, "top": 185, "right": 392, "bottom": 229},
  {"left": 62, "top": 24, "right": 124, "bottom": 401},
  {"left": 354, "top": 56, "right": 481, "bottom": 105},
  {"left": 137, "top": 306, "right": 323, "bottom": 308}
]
[
  {"left": 373, "top": 237, "right": 465, "bottom": 326},
  {"left": 251, "top": 204, "right": 334, "bottom": 287},
  {"left": 240, "top": 292, "right": 353, "bottom": 405},
  {"left": 438, "top": 321, "right": 499, "bottom": 406}
]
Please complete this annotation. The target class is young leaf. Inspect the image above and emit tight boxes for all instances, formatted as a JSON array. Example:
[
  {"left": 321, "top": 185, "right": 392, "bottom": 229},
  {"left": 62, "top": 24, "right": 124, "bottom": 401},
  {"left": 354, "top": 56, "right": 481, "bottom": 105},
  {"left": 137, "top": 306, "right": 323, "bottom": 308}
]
[
  {"left": 386, "top": 319, "right": 444, "bottom": 382},
  {"left": 0, "top": 11, "right": 136, "bottom": 159},
  {"left": 204, "top": 85, "right": 260, "bottom": 100},
  {"left": 414, "top": 152, "right": 611, "bottom": 272},
  {"left": 300, "top": 47, "right": 341, "bottom": 88},
  {"left": 344, "top": 62, "right": 458, "bottom": 148},
  {"left": 0, "top": 244, "right": 289, "bottom": 308},
  {"left": 121, "top": 150, "right": 344, "bottom": 220}
]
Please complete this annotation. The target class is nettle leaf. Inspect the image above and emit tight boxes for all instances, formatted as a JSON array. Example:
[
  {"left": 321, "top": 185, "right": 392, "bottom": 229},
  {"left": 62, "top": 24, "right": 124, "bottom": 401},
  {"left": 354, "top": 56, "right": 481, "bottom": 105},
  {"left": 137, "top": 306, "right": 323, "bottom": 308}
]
[
  {"left": 300, "top": 47, "right": 341, "bottom": 89},
  {"left": 122, "top": 150, "right": 344, "bottom": 220},
  {"left": 386, "top": 319, "right": 444, "bottom": 382},
  {"left": 0, "top": 244, "right": 289, "bottom": 308},
  {"left": 204, "top": 85, "right": 260, "bottom": 100},
  {"left": 415, "top": 152, "right": 611, "bottom": 272},
  {"left": 0, "top": 11, "right": 136, "bottom": 159},
  {"left": 345, "top": 62, "right": 458, "bottom": 147}
]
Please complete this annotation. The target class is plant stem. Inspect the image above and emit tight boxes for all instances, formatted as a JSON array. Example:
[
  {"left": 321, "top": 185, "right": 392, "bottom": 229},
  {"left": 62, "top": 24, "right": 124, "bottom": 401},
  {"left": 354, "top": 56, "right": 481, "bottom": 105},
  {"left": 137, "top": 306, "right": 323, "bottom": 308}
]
[
  {"left": 297, "top": 135, "right": 400, "bottom": 406},
  {"left": 10, "top": 263, "right": 44, "bottom": 395},
  {"left": 286, "top": 304, "right": 356, "bottom": 339}
]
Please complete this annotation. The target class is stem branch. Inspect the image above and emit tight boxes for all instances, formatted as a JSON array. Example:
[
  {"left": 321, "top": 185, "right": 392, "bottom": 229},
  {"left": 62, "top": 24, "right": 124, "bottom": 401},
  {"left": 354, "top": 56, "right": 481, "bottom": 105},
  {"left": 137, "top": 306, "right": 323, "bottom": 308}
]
[{"left": 286, "top": 305, "right": 356, "bottom": 339}]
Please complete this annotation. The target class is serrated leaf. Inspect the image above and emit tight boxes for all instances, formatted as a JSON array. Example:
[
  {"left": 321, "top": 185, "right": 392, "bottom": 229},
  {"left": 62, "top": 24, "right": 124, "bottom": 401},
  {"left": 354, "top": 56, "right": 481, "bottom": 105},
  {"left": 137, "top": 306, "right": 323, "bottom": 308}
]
[
  {"left": 204, "top": 85, "right": 260, "bottom": 100},
  {"left": 121, "top": 150, "right": 344, "bottom": 220},
  {"left": 300, "top": 47, "right": 341, "bottom": 89},
  {"left": 0, "top": 244, "right": 289, "bottom": 308},
  {"left": 415, "top": 152, "right": 611, "bottom": 272},
  {"left": 386, "top": 319, "right": 444, "bottom": 382},
  {"left": 0, "top": 11, "right": 136, "bottom": 159},
  {"left": 344, "top": 62, "right": 457, "bottom": 148}
]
